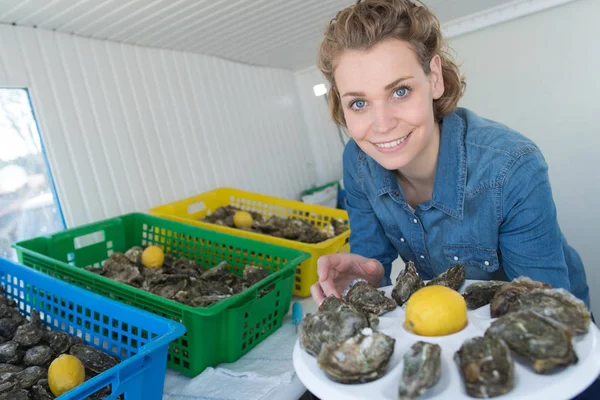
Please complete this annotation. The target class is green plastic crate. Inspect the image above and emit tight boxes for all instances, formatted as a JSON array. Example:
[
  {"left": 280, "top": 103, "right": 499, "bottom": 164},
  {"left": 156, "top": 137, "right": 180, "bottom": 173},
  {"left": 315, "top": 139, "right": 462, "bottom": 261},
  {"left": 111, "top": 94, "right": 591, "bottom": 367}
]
[{"left": 12, "top": 213, "right": 309, "bottom": 377}]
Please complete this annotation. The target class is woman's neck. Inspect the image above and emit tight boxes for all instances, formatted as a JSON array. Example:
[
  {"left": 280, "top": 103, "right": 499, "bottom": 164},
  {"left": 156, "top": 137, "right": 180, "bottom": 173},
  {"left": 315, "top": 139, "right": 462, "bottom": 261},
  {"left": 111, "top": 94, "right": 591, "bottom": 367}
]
[{"left": 396, "top": 122, "right": 441, "bottom": 202}]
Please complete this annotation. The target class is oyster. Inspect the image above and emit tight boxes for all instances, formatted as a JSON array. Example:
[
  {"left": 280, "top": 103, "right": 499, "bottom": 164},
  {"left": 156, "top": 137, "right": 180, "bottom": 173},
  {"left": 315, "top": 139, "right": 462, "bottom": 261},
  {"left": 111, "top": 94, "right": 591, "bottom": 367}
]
[
  {"left": 318, "top": 296, "right": 379, "bottom": 328},
  {"left": 392, "top": 262, "right": 424, "bottom": 306},
  {"left": 299, "top": 306, "right": 369, "bottom": 357},
  {"left": 317, "top": 327, "right": 395, "bottom": 384},
  {"left": 16, "top": 365, "right": 46, "bottom": 389},
  {"left": 398, "top": 341, "right": 441, "bottom": 400},
  {"left": 455, "top": 336, "right": 514, "bottom": 398},
  {"left": 100, "top": 253, "right": 143, "bottom": 286},
  {"left": 243, "top": 265, "right": 270, "bottom": 287},
  {"left": 0, "top": 363, "right": 23, "bottom": 373},
  {"left": 490, "top": 276, "right": 552, "bottom": 318},
  {"left": 494, "top": 288, "right": 590, "bottom": 335},
  {"left": 147, "top": 274, "right": 188, "bottom": 299},
  {"left": 69, "top": 344, "right": 119, "bottom": 375},
  {"left": 426, "top": 265, "right": 465, "bottom": 291},
  {"left": 13, "top": 310, "right": 45, "bottom": 348},
  {"left": 203, "top": 206, "right": 335, "bottom": 244},
  {"left": 23, "top": 345, "right": 53, "bottom": 367},
  {"left": 462, "top": 281, "right": 507, "bottom": 309},
  {"left": 199, "top": 261, "right": 230, "bottom": 281},
  {"left": 485, "top": 310, "right": 577, "bottom": 374},
  {"left": 44, "top": 331, "right": 73, "bottom": 354},
  {"left": 318, "top": 295, "right": 346, "bottom": 313},
  {"left": 124, "top": 246, "right": 144, "bottom": 264},
  {"left": 31, "top": 384, "right": 53, "bottom": 400},
  {"left": 0, "top": 341, "right": 24, "bottom": 364},
  {"left": 0, "top": 389, "right": 29, "bottom": 400},
  {"left": 344, "top": 280, "right": 397, "bottom": 316}
]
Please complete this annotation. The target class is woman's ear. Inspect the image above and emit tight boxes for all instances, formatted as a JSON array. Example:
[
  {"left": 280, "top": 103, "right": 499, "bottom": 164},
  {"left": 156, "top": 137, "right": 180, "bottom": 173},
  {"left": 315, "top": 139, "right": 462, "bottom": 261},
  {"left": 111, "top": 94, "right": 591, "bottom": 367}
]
[{"left": 429, "top": 55, "right": 445, "bottom": 100}]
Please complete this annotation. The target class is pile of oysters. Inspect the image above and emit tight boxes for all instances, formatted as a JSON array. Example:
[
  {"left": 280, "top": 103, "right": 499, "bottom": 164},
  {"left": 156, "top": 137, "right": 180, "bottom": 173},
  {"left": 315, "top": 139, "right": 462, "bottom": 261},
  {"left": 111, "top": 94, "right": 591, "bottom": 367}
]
[
  {"left": 90, "top": 246, "right": 271, "bottom": 308},
  {"left": 299, "top": 262, "right": 592, "bottom": 399},
  {"left": 0, "top": 286, "right": 121, "bottom": 400},
  {"left": 201, "top": 206, "right": 349, "bottom": 244}
]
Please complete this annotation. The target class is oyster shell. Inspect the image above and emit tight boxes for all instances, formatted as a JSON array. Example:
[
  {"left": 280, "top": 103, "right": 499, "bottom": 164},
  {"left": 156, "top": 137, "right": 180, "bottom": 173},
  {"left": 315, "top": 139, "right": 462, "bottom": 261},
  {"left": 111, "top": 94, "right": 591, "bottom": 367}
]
[
  {"left": 462, "top": 281, "right": 507, "bottom": 309},
  {"left": 490, "top": 276, "right": 551, "bottom": 318},
  {"left": 44, "top": 331, "right": 72, "bottom": 354},
  {"left": 16, "top": 365, "right": 46, "bottom": 389},
  {"left": 13, "top": 310, "right": 45, "bottom": 348},
  {"left": 317, "top": 327, "right": 395, "bottom": 384},
  {"left": 485, "top": 310, "right": 577, "bottom": 374},
  {"left": 243, "top": 265, "right": 270, "bottom": 287},
  {"left": 101, "top": 253, "right": 143, "bottom": 286},
  {"left": 69, "top": 344, "right": 119, "bottom": 375},
  {"left": 455, "top": 336, "right": 514, "bottom": 398},
  {"left": 344, "top": 280, "right": 397, "bottom": 316},
  {"left": 318, "top": 295, "right": 346, "bottom": 313},
  {"left": 426, "top": 265, "right": 465, "bottom": 291},
  {"left": 299, "top": 305, "right": 369, "bottom": 357},
  {"left": 398, "top": 341, "right": 441, "bottom": 400},
  {"left": 494, "top": 288, "right": 590, "bottom": 335},
  {"left": 124, "top": 246, "right": 144, "bottom": 264},
  {"left": 392, "top": 261, "right": 424, "bottom": 306},
  {"left": 0, "top": 389, "right": 29, "bottom": 400},
  {"left": 23, "top": 345, "right": 53, "bottom": 367},
  {"left": 318, "top": 296, "right": 379, "bottom": 328}
]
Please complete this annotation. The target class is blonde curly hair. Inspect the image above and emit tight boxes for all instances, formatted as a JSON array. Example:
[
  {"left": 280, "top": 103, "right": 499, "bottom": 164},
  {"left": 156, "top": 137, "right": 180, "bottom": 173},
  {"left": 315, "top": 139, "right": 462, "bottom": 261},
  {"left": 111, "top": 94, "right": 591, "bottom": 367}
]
[{"left": 317, "top": 0, "right": 466, "bottom": 126}]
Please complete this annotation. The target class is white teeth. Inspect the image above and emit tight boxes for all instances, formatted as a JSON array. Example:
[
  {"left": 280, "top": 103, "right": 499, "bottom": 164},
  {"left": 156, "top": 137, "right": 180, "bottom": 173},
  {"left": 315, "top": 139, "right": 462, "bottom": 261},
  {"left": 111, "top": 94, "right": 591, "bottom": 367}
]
[{"left": 375, "top": 134, "right": 410, "bottom": 149}]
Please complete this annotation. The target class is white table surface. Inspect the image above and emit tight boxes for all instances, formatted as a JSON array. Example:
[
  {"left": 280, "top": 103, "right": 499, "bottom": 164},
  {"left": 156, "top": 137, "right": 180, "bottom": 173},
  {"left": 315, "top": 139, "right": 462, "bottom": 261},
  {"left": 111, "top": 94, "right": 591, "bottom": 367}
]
[{"left": 266, "top": 295, "right": 319, "bottom": 400}]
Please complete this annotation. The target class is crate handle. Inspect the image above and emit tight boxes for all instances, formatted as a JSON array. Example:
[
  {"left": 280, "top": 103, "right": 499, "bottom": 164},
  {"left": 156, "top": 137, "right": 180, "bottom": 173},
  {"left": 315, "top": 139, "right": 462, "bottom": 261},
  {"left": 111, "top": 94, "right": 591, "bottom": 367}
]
[
  {"left": 74, "top": 230, "right": 106, "bottom": 249},
  {"left": 187, "top": 201, "right": 206, "bottom": 215}
]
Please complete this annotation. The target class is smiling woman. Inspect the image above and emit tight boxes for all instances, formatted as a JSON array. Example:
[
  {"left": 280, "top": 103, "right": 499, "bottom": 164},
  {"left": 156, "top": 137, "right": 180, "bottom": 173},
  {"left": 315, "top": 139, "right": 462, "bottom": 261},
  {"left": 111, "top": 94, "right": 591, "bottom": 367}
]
[{"left": 0, "top": 88, "right": 64, "bottom": 260}]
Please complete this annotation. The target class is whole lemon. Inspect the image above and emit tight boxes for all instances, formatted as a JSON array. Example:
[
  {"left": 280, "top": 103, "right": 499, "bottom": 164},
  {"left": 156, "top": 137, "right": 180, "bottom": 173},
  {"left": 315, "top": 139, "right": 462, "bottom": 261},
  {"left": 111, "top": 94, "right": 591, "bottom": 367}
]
[
  {"left": 141, "top": 245, "right": 164, "bottom": 268},
  {"left": 48, "top": 354, "right": 85, "bottom": 396},
  {"left": 405, "top": 285, "right": 467, "bottom": 336},
  {"left": 233, "top": 211, "right": 253, "bottom": 229}
]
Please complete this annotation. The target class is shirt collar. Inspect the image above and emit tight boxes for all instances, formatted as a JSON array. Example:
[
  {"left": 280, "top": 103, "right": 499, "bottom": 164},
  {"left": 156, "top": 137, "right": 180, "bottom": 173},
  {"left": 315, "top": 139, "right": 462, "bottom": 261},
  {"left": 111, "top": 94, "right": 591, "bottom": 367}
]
[{"left": 367, "top": 111, "right": 467, "bottom": 219}]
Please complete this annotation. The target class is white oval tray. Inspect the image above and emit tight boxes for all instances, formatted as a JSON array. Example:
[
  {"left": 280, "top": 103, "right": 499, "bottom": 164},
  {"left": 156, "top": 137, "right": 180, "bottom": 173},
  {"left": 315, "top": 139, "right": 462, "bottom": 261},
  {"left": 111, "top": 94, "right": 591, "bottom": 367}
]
[{"left": 293, "top": 281, "right": 600, "bottom": 400}]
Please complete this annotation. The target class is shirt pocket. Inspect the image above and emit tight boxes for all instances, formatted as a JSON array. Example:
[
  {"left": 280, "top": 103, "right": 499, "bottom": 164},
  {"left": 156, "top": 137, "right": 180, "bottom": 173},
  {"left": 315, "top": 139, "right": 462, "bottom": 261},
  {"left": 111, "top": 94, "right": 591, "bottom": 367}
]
[{"left": 442, "top": 244, "right": 500, "bottom": 273}]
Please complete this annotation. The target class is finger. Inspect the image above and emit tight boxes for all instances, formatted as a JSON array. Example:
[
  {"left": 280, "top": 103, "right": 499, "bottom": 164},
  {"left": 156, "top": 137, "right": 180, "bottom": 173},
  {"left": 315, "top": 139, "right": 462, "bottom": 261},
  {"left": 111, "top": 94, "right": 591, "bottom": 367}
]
[
  {"left": 360, "top": 259, "right": 382, "bottom": 276},
  {"left": 317, "top": 256, "right": 329, "bottom": 282},
  {"left": 310, "top": 282, "right": 326, "bottom": 305},
  {"left": 320, "top": 278, "right": 341, "bottom": 299}
]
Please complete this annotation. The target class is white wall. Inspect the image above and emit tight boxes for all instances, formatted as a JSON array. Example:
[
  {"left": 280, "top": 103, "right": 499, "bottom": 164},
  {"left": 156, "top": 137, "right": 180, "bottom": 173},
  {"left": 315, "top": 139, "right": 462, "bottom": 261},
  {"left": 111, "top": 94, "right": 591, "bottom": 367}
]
[
  {"left": 0, "top": 25, "right": 317, "bottom": 227},
  {"left": 450, "top": 0, "right": 600, "bottom": 314},
  {"left": 294, "top": 67, "right": 345, "bottom": 186}
]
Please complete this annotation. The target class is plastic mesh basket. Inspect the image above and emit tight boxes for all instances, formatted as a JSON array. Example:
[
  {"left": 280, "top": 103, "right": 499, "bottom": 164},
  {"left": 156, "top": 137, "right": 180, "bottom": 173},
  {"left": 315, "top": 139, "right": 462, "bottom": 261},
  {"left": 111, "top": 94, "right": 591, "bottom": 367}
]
[
  {"left": 13, "top": 213, "right": 309, "bottom": 377},
  {"left": 0, "top": 256, "right": 185, "bottom": 399}
]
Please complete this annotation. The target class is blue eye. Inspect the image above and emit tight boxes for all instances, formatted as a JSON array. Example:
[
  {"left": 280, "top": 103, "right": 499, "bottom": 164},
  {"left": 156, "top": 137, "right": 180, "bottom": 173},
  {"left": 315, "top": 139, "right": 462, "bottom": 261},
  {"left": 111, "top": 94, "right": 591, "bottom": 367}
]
[
  {"left": 394, "top": 87, "right": 409, "bottom": 98},
  {"left": 350, "top": 100, "right": 366, "bottom": 110}
]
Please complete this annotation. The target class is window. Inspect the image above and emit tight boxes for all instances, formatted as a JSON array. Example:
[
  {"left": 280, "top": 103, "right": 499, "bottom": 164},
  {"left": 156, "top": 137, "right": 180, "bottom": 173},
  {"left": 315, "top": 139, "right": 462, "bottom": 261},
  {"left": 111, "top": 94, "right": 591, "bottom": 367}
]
[{"left": 0, "top": 88, "right": 65, "bottom": 260}]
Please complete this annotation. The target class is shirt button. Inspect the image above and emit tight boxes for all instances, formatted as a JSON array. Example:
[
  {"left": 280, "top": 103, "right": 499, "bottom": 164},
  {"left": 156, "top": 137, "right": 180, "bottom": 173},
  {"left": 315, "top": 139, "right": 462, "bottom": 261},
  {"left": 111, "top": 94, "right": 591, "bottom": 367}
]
[
  {"left": 453, "top": 256, "right": 459, "bottom": 261},
  {"left": 413, "top": 218, "right": 418, "bottom": 224},
  {"left": 420, "top": 255, "right": 425, "bottom": 259},
  {"left": 484, "top": 261, "right": 490, "bottom": 266},
  {"left": 400, "top": 238, "right": 405, "bottom": 242}
]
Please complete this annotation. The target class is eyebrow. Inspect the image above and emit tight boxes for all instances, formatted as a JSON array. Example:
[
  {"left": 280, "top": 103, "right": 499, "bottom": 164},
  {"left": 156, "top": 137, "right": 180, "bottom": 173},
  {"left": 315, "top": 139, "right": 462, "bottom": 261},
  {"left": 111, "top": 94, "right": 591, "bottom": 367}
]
[{"left": 341, "top": 76, "right": 414, "bottom": 97}]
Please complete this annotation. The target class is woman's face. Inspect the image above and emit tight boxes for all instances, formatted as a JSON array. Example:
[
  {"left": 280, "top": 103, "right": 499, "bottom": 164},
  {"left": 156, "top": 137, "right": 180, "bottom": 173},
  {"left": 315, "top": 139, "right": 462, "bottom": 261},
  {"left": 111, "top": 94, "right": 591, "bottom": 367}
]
[{"left": 334, "top": 38, "right": 444, "bottom": 171}]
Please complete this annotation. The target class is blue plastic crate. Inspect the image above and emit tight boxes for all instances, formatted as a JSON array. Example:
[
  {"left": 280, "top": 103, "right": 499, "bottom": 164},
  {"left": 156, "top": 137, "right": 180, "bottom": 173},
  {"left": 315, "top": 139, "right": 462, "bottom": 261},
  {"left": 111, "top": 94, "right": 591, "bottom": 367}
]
[{"left": 0, "top": 257, "right": 186, "bottom": 399}]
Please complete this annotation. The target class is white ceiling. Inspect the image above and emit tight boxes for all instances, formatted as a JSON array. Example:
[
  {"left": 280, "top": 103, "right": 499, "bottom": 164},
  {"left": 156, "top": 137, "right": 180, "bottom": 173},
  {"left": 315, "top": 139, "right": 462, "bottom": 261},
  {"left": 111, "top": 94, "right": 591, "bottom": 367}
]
[{"left": 0, "top": 0, "right": 516, "bottom": 70}]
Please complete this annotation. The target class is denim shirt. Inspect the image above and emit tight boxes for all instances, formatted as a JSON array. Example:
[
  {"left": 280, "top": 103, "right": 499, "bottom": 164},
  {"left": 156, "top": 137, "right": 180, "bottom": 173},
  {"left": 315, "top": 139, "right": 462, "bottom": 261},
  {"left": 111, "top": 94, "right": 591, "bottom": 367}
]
[{"left": 343, "top": 107, "right": 590, "bottom": 307}]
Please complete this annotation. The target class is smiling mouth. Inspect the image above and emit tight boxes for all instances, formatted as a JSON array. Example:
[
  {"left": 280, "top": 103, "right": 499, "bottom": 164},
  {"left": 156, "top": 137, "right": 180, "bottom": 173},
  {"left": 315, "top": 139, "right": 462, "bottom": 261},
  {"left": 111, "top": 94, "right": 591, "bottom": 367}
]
[{"left": 373, "top": 132, "right": 412, "bottom": 149}]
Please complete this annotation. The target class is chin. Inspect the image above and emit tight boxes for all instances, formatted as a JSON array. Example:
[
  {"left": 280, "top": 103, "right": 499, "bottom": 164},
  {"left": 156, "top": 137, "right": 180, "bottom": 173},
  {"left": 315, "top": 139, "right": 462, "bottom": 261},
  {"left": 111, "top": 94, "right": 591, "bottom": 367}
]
[{"left": 371, "top": 153, "right": 412, "bottom": 171}]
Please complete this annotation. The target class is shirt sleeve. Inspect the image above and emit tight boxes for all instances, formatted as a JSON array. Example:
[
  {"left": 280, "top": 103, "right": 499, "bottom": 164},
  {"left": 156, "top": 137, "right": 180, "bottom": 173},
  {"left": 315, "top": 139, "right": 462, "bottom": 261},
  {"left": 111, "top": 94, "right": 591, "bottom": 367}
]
[
  {"left": 343, "top": 142, "right": 398, "bottom": 285},
  {"left": 498, "top": 147, "right": 570, "bottom": 290}
]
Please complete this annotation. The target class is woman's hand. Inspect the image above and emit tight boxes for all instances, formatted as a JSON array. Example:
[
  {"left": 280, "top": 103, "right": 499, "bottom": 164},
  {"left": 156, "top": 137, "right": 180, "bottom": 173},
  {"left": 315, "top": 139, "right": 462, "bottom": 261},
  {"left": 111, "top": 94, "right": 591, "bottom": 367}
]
[{"left": 310, "top": 253, "right": 385, "bottom": 305}]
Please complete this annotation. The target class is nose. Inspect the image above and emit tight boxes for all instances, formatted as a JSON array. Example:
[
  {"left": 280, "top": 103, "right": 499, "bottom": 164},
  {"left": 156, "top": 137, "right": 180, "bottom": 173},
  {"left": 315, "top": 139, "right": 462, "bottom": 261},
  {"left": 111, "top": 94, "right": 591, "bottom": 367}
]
[{"left": 371, "top": 102, "right": 397, "bottom": 134}]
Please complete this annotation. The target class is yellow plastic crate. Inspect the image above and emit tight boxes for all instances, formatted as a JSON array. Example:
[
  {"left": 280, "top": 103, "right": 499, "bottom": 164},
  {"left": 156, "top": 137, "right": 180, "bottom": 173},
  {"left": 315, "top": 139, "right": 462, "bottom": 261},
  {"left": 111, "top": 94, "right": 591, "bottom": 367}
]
[{"left": 149, "top": 187, "right": 350, "bottom": 297}]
